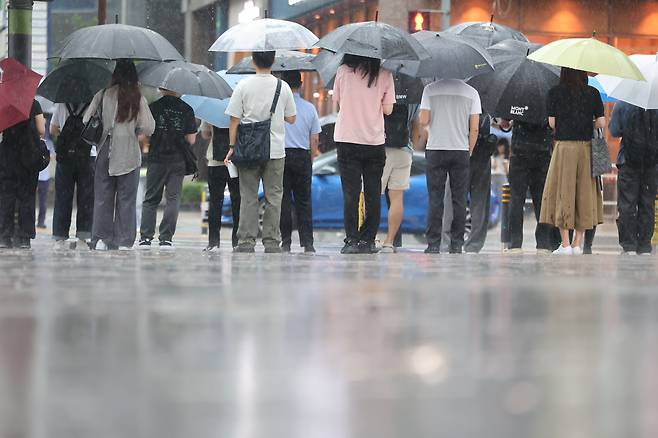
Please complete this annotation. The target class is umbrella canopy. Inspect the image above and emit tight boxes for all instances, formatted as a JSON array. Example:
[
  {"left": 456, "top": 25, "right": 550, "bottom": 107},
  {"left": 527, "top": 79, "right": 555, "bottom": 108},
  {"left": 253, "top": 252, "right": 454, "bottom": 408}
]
[
  {"left": 0, "top": 58, "right": 43, "bottom": 132},
  {"left": 227, "top": 50, "right": 315, "bottom": 74},
  {"left": 468, "top": 48, "right": 560, "bottom": 123},
  {"left": 445, "top": 20, "right": 528, "bottom": 48},
  {"left": 312, "top": 50, "right": 426, "bottom": 104},
  {"left": 588, "top": 76, "right": 617, "bottom": 103},
  {"left": 38, "top": 59, "right": 115, "bottom": 103},
  {"left": 487, "top": 39, "right": 543, "bottom": 62},
  {"left": 596, "top": 54, "right": 658, "bottom": 108},
  {"left": 138, "top": 61, "right": 232, "bottom": 99},
  {"left": 181, "top": 71, "right": 249, "bottom": 128},
  {"left": 527, "top": 37, "right": 645, "bottom": 81},
  {"left": 383, "top": 31, "right": 494, "bottom": 79},
  {"left": 51, "top": 24, "right": 184, "bottom": 61},
  {"left": 314, "top": 21, "right": 429, "bottom": 61},
  {"left": 209, "top": 18, "right": 318, "bottom": 52}
]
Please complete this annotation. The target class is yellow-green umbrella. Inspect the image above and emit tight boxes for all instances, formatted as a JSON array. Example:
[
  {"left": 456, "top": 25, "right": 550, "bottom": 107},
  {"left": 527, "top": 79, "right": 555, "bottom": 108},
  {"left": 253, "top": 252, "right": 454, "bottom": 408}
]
[{"left": 527, "top": 37, "right": 645, "bottom": 81}]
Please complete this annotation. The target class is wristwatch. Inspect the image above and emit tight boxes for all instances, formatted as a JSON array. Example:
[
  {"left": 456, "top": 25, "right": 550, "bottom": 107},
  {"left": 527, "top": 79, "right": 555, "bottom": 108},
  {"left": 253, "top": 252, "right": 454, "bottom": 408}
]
[{"left": 229, "top": 144, "right": 235, "bottom": 149}]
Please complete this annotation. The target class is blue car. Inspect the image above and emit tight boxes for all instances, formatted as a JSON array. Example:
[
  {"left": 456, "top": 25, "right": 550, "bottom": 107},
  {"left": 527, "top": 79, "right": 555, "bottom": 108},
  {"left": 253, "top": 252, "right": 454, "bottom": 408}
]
[{"left": 203, "top": 151, "right": 501, "bottom": 236}]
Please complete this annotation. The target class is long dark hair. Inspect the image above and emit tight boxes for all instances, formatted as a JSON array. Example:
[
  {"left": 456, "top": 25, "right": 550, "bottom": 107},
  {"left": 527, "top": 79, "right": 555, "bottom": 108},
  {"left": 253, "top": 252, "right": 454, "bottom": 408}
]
[
  {"left": 111, "top": 60, "right": 141, "bottom": 123},
  {"left": 341, "top": 54, "right": 381, "bottom": 88},
  {"left": 560, "top": 67, "right": 587, "bottom": 93}
]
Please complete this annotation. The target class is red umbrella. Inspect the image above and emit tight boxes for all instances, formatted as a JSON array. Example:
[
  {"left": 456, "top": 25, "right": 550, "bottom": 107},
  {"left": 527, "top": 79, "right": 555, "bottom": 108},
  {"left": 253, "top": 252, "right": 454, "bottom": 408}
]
[{"left": 0, "top": 58, "right": 42, "bottom": 132}]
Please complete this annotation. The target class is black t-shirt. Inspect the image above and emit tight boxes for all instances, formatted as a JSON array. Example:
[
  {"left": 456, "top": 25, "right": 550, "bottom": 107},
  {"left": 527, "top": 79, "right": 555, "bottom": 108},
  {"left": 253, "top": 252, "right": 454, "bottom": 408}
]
[
  {"left": 148, "top": 96, "right": 197, "bottom": 162},
  {"left": 2, "top": 100, "right": 43, "bottom": 148},
  {"left": 547, "top": 84, "right": 604, "bottom": 141}
]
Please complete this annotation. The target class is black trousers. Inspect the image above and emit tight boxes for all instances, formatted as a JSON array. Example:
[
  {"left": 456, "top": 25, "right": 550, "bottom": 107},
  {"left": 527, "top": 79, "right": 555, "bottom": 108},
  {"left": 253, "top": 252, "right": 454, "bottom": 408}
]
[
  {"left": 53, "top": 157, "right": 95, "bottom": 240},
  {"left": 508, "top": 152, "right": 555, "bottom": 250},
  {"left": 280, "top": 148, "right": 314, "bottom": 247},
  {"left": 617, "top": 163, "right": 657, "bottom": 254},
  {"left": 426, "top": 150, "right": 470, "bottom": 251},
  {"left": 0, "top": 147, "right": 38, "bottom": 242},
  {"left": 37, "top": 180, "right": 49, "bottom": 227},
  {"left": 208, "top": 165, "right": 240, "bottom": 248},
  {"left": 337, "top": 142, "right": 386, "bottom": 244},
  {"left": 464, "top": 155, "right": 492, "bottom": 253}
]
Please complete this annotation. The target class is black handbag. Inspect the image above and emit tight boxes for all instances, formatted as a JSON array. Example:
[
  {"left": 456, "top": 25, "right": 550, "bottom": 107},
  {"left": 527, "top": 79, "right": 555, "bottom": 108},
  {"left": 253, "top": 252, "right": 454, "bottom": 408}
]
[
  {"left": 233, "top": 79, "right": 282, "bottom": 168},
  {"left": 81, "top": 90, "right": 105, "bottom": 146},
  {"left": 21, "top": 137, "right": 50, "bottom": 173},
  {"left": 181, "top": 142, "right": 198, "bottom": 177}
]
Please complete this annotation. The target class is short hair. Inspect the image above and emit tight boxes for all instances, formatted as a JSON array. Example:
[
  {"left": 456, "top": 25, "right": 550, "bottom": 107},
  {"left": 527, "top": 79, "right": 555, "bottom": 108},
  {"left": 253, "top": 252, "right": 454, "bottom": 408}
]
[
  {"left": 282, "top": 70, "right": 302, "bottom": 89},
  {"left": 252, "top": 51, "right": 276, "bottom": 69}
]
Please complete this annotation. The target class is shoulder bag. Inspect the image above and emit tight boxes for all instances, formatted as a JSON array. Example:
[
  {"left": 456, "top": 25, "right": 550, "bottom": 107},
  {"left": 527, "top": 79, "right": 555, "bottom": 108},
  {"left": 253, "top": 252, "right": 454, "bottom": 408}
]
[
  {"left": 233, "top": 79, "right": 282, "bottom": 168},
  {"left": 591, "top": 127, "right": 612, "bottom": 177},
  {"left": 81, "top": 90, "right": 105, "bottom": 146}
]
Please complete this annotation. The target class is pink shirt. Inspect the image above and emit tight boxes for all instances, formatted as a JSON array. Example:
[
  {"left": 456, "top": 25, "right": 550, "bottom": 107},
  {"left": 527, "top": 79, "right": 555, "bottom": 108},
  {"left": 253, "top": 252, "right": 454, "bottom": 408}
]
[{"left": 333, "top": 65, "right": 396, "bottom": 146}]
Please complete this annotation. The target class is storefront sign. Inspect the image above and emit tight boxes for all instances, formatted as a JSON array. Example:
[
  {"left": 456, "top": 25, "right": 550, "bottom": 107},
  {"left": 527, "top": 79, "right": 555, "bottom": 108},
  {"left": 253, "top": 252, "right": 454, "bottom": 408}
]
[{"left": 270, "top": 0, "right": 340, "bottom": 19}]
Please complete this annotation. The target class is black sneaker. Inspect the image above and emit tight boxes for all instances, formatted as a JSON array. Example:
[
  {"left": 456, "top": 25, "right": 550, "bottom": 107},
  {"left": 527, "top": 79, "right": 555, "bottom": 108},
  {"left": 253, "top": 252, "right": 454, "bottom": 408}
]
[
  {"left": 233, "top": 244, "right": 255, "bottom": 253},
  {"left": 358, "top": 241, "right": 379, "bottom": 254},
  {"left": 449, "top": 248, "right": 463, "bottom": 254},
  {"left": 138, "top": 238, "right": 152, "bottom": 249},
  {"left": 36, "top": 223, "right": 47, "bottom": 229},
  {"left": 0, "top": 239, "right": 11, "bottom": 249},
  {"left": 341, "top": 241, "right": 361, "bottom": 254},
  {"left": 18, "top": 238, "right": 31, "bottom": 249},
  {"left": 304, "top": 245, "right": 316, "bottom": 253},
  {"left": 424, "top": 245, "right": 441, "bottom": 254},
  {"left": 264, "top": 245, "right": 282, "bottom": 254},
  {"left": 159, "top": 240, "right": 174, "bottom": 250},
  {"left": 281, "top": 243, "right": 291, "bottom": 253}
]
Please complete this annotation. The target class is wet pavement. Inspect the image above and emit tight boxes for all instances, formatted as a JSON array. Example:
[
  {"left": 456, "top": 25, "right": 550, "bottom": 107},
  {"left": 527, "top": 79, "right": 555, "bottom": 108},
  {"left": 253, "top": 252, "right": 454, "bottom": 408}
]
[{"left": 0, "top": 218, "right": 657, "bottom": 438}]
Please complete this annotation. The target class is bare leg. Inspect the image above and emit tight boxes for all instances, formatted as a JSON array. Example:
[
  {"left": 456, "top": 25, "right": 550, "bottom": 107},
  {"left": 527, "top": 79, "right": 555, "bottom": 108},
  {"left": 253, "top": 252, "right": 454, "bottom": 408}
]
[
  {"left": 559, "top": 228, "right": 571, "bottom": 248},
  {"left": 572, "top": 229, "right": 585, "bottom": 249},
  {"left": 384, "top": 190, "right": 403, "bottom": 246}
]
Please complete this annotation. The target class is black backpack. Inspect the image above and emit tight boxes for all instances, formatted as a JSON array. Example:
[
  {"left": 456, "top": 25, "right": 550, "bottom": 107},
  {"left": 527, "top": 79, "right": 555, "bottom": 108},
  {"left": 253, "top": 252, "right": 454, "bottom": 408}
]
[
  {"left": 384, "top": 104, "right": 410, "bottom": 148},
  {"left": 56, "top": 103, "right": 90, "bottom": 163},
  {"left": 623, "top": 107, "right": 658, "bottom": 167}
]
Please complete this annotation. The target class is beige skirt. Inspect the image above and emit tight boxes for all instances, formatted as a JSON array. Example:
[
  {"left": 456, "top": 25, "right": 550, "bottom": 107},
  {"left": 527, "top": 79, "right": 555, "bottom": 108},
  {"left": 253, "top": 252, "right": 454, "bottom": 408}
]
[{"left": 539, "top": 141, "right": 603, "bottom": 230}]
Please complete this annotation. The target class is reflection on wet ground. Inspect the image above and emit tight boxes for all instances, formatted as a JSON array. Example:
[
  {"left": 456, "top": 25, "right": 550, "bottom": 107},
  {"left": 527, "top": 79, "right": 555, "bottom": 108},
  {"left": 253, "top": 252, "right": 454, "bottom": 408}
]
[{"left": 0, "top": 238, "right": 657, "bottom": 438}]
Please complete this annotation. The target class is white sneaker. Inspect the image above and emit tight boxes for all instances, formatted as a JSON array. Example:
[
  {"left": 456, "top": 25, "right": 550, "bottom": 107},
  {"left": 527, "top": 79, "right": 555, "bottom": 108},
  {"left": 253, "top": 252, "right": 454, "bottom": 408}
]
[
  {"left": 203, "top": 245, "right": 219, "bottom": 253},
  {"left": 536, "top": 249, "right": 552, "bottom": 255},
  {"left": 118, "top": 246, "right": 134, "bottom": 252},
  {"left": 380, "top": 244, "right": 396, "bottom": 254},
  {"left": 621, "top": 250, "right": 637, "bottom": 256},
  {"left": 552, "top": 245, "right": 573, "bottom": 255},
  {"left": 572, "top": 246, "right": 583, "bottom": 256},
  {"left": 76, "top": 239, "right": 91, "bottom": 251},
  {"left": 95, "top": 240, "right": 109, "bottom": 251}
]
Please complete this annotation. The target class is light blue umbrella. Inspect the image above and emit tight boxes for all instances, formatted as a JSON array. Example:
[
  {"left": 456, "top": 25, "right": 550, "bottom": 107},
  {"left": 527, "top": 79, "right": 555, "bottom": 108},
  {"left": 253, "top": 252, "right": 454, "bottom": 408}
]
[
  {"left": 589, "top": 76, "right": 617, "bottom": 103},
  {"left": 182, "top": 71, "right": 248, "bottom": 128}
]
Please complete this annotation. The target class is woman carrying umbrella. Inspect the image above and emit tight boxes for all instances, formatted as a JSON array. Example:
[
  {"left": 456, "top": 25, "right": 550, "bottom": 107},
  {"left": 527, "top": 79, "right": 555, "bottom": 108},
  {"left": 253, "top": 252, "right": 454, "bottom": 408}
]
[
  {"left": 84, "top": 60, "right": 155, "bottom": 251},
  {"left": 333, "top": 54, "right": 396, "bottom": 254},
  {"left": 540, "top": 68, "right": 605, "bottom": 255}
]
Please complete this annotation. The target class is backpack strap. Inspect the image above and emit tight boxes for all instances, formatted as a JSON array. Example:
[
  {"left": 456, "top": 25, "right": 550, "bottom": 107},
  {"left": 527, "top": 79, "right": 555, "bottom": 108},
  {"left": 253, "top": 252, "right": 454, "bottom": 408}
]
[
  {"left": 269, "top": 79, "right": 282, "bottom": 117},
  {"left": 66, "top": 103, "right": 75, "bottom": 118}
]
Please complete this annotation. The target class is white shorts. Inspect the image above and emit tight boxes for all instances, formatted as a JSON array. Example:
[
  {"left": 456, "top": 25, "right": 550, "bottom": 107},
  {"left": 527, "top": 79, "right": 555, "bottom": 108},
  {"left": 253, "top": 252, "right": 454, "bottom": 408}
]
[{"left": 381, "top": 147, "right": 412, "bottom": 193}]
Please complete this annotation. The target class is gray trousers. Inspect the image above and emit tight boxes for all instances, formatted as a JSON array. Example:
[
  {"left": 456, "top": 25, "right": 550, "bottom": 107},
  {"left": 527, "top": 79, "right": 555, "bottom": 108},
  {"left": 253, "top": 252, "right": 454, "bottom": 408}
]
[
  {"left": 237, "top": 158, "right": 285, "bottom": 247},
  {"left": 140, "top": 161, "right": 185, "bottom": 242},
  {"left": 92, "top": 143, "right": 140, "bottom": 248}
]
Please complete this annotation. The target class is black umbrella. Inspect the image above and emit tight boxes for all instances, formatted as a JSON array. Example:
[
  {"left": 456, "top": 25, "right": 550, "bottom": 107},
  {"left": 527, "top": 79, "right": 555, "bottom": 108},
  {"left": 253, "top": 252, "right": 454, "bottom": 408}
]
[
  {"left": 468, "top": 46, "right": 560, "bottom": 123},
  {"left": 312, "top": 49, "right": 426, "bottom": 104},
  {"left": 315, "top": 21, "right": 429, "bottom": 61},
  {"left": 445, "top": 19, "right": 528, "bottom": 48},
  {"left": 226, "top": 50, "right": 316, "bottom": 74},
  {"left": 487, "top": 39, "right": 543, "bottom": 61},
  {"left": 38, "top": 59, "right": 115, "bottom": 103},
  {"left": 137, "top": 61, "right": 232, "bottom": 99},
  {"left": 383, "top": 31, "right": 494, "bottom": 79},
  {"left": 51, "top": 24, "right": 184, "bottom": 61}
]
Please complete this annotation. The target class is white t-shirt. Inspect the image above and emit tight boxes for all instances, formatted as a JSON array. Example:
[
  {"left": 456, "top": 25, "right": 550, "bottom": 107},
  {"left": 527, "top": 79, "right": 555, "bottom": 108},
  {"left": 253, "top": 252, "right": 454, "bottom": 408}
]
[
  {"left": 51, "top": 103, "right": 97, "bottom": 156},
  {"left": 419, "top": 79, "right": 482, "bottom": 151},
  {"left": 225, "top": 74, "right": 296, "bottom": 159}
]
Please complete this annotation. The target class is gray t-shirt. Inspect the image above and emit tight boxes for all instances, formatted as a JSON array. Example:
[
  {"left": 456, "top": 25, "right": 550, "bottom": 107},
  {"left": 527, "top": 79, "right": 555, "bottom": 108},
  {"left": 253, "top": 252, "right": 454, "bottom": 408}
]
[
  {"left": 419, "top": 79, "right": 482, "bottom": 151},
  {"left": 225, "top": 74, "right": 296, "bottom": 159}
]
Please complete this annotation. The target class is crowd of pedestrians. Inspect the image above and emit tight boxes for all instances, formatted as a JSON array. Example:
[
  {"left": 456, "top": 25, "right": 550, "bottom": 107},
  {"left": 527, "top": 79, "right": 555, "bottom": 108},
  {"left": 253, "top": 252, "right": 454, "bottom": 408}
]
[{"left": 0, "top": 51, "right": 657, "bottom": 256}]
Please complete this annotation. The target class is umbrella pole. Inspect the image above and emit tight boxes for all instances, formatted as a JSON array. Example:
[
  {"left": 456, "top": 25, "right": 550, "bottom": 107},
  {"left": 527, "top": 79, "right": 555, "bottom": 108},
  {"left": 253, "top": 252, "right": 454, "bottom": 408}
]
[{"left": 7, "top": 0, "right": 33, "bottom": 68}]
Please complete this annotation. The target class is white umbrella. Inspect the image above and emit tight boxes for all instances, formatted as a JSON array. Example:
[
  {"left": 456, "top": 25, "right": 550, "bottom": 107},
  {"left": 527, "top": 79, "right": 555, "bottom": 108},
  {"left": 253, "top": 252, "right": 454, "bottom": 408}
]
[
  {"left": 209, "top": 18, "right": 318, "bottom": 52},
  {"left": 597, "top": 54, "right": 658, "bottom": 109}
]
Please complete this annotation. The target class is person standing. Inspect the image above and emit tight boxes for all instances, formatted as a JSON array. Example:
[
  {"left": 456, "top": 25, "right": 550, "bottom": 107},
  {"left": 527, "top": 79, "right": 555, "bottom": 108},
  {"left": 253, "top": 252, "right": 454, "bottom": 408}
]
[
  {"left": 419, "top": 78, "right": 481, "bottom": 254},
  {"left": 333, "top": 54, "right": 395, "bottom": 254},
  {"left": 83, "top": 60, "right": 155, "bottom": 251},
  {"left": 36, "top": 155, "right": 51, "bottom": 229},
  {"left": 0, "top": 100, "right": 46, "bottom": 249},
  {"left": 201, "top": 121, "right": 240, "bottom": 252},
  {"left": 279, "top": 70, "right": 321, "bottom": 254},
  {"left": 224, "top": 51, "right": 296, "bottom": 253},
  {"left": 609, "top": 101, "right": 658, "bottom": 255},
  {"left": 380, "top": 103, "right": 413, "bottom": 253},
  {"left": 540, "top": 67, "right": 605, "bottom": 255},
  {"left": 138, "top": 88, "right": 197, "bottom": 250},
  {"left": 50, "top": 102, "right": 96, "bottom": 249},
  {"left": 505, "top": 119, "right": 556, "bottom": 253}
]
